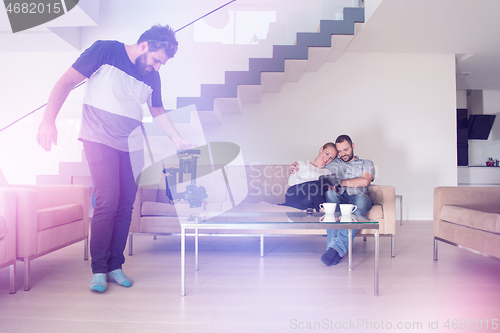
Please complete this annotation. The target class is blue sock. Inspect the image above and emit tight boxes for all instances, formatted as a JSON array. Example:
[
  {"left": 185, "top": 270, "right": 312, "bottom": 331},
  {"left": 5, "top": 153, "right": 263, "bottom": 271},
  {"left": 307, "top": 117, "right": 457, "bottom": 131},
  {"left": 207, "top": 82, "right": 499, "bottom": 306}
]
[
  {"left": 321, "top": 248, "right": 339, "bottom": 266},
  {"left": 89, "top": 273, "right": 107, "bottom": 292},
  {"left": 331, "top": 253, "right": 343, "bottom": 265},
  {"left": 107, "top": 269, "right": 134, "bottom": 287}
]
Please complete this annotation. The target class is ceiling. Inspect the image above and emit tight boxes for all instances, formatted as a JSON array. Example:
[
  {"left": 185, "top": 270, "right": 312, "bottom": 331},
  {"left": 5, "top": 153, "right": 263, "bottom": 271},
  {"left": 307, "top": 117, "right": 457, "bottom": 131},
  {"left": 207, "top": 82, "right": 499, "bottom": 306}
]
[
  {"left": 0, "top": 0, "right": 99, "bottom": 51},
  {"left": 1, "top": 0, "right": 499, "bottom": 90},
  {"left": 348, "top": 0, "right": 500, "bottom": 90}
]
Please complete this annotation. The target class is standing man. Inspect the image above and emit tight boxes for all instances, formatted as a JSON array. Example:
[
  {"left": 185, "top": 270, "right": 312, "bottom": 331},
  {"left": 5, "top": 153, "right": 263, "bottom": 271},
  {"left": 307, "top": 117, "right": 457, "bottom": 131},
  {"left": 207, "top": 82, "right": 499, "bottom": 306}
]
[
  {"left": 321, "top": 135, "right": 374, "bottom": 266},
  {"left": 37, "top": 25, "right": 195, "bottom": 292}
]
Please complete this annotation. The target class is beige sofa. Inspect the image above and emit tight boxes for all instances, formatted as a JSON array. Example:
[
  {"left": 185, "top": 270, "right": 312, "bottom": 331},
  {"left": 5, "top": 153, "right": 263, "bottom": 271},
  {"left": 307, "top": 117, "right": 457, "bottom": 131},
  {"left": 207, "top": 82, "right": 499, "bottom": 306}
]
[
  {"left": 0, "top": 189, "right": 17, "bottom": 293},
  {"left": 130, "top": 164, "right": 396, "bottom": 256},
  {"left": 434, "top": 186, "right": 500, "bottom": 260}
]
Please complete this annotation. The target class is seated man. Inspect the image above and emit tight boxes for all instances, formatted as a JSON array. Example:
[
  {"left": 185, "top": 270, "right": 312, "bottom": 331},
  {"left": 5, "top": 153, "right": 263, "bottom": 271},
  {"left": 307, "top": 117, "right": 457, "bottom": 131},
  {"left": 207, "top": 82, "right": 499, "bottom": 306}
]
[{"left": 320, "top": 135, "right": 374, "bottom": 266}]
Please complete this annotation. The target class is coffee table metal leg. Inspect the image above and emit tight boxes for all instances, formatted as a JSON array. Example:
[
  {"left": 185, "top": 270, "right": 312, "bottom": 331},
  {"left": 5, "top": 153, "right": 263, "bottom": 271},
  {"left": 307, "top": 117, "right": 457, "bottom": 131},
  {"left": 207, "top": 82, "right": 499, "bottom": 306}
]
[
  {"left": 348, "top": 229, "right": 352, "bottom": 271},
  {"left": 260, "top": 235, "right": 264, "bottom": 257},
  {"left": 195, "top": 228, "right": 199, "bottom": 271},
  {"left": 375, "top": 229, "right": 379, "bottom": 296},
  {"left": 181, "top": 227, "right": 186, "bottom": 296}
]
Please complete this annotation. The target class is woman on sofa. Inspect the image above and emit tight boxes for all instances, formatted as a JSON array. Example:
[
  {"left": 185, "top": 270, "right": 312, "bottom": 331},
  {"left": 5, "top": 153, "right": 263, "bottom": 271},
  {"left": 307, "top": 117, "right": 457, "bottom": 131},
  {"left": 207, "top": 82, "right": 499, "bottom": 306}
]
[{"left": 279, "top": 142, "right": 337, "bottom": 211}]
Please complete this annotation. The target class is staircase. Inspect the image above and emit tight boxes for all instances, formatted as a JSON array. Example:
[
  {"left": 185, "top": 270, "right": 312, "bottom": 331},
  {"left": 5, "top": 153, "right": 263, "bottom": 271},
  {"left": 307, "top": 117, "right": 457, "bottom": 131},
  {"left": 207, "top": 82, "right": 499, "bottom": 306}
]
[
  {"left": 37, "top": 7, "right": 365, "bottom": 185},
  {"left": 37, "top": 150, "right": 93, "bottom": 186},
  {"left": 176, "top": 7, "right": 364, "bottom": 124}
]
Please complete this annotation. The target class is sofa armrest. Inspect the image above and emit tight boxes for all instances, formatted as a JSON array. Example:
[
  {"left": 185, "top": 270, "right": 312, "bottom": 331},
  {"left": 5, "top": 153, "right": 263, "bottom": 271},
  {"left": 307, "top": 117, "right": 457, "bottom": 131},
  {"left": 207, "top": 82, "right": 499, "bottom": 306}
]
[
  {"left": 434, "top": 186, "right": 500, "bottom": 215},
  {"left": 434, "top": 186, "right": 500, "bottom": 235},
  {"left": 368, "top": 184, "right": 396, "bottom": 234},
  {"left": 131, "top": 183, "right": 160, "bottom": 233},
  {"left": 4, "top": 187, "right": 38, "bottom": 257},
  {"left": 0, "top": 189, "right": 17, "bottom": 263}
]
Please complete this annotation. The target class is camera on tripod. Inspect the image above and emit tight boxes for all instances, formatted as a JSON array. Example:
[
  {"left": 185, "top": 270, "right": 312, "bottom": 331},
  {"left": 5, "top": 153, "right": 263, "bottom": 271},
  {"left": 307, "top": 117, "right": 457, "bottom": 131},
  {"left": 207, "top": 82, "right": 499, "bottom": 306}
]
[{"left": 162, "top": 149, "right": 208, "bottom": 208}]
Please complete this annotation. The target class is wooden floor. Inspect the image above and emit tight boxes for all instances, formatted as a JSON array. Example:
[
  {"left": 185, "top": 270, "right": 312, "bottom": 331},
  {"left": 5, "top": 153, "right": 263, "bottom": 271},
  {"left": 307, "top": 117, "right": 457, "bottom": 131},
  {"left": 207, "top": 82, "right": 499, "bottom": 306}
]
[{"left": 1, "top": 220, "right": 499, "bottom": 333}]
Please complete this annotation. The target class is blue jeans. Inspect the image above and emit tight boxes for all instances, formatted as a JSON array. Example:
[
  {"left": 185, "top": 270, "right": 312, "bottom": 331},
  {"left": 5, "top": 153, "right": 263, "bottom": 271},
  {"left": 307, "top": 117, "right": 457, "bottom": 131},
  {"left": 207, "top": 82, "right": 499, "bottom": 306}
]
[
  {"left": 324, "top": 190, "right": 372, "bottom": 257},
  {"left": 83, "top": 140, "right": 143, "bottom": 274}
]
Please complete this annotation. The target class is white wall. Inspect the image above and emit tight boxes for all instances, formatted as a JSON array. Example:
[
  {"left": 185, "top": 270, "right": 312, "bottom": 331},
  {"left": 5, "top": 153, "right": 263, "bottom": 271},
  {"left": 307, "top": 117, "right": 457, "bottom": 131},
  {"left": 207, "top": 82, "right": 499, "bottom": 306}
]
[
  {"left": 456, "top": 90, "right": 467, "bottom": 109},
  {"left": 0, "top": 52, "right": 82, "bottom": 184},
  {"left": 204, "top": 52, "right": 458, "bottom": 219}
]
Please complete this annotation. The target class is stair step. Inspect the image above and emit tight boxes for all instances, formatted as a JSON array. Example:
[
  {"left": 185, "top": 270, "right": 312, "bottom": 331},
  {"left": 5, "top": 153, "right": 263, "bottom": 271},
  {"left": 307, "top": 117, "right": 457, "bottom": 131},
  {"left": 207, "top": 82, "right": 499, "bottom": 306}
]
[
  {"left": 296, "top": 32, "right": 332, "bottom": 48},
  {"left": 326, "top": 34, "right": 356, "bottom": 63},
  {"left": 225, "top": 70, "right": 262, "bottom": 86},
  {"left": 214, "top": 98, "right": 241, "bottom": 115},
  {"left": 59, "top": 161, "right": 90, "bottom": 177},
  {"left": 261, "top": 72, "right": 285, "bottom": 93},
  {"left": 36, "top": 175, "right": 72, "bottom": 185}
]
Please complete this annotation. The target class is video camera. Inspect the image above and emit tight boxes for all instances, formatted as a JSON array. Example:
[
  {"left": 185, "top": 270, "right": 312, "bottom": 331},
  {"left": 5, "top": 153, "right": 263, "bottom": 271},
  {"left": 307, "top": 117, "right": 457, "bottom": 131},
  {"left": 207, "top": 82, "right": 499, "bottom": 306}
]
[{"left": 162, "top": 149, "right": 208, "bottom": 208}]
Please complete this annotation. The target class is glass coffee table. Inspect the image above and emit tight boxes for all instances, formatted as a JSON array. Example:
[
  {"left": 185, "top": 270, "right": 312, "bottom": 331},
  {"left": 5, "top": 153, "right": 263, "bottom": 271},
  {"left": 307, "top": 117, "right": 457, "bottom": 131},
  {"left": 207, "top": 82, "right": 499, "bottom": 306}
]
[{"left": 180, "top": 211, "right": 379, "bottom": 296}]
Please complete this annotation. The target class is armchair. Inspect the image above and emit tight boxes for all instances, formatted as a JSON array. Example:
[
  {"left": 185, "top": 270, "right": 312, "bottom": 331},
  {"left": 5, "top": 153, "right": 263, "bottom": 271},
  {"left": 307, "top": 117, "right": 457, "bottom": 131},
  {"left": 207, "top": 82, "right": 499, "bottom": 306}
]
[
  {"left": 434, "top": 186, "right": 500, "bottom": 260},
  {"left": 1, "top": 169, "right": 90, "bottom": 290},
  {"left": 0, "top": 189, "right": 17, "bottom": 293}
]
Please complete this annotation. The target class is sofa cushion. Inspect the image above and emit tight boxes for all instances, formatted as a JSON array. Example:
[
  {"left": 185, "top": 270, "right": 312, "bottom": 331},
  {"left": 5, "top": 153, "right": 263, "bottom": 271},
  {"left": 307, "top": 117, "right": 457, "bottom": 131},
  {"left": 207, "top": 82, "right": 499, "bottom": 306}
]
[
  {"left": 440, "top": 205, "right": 500, "bottom": 234},
  {"left": 0, "top": 215, "right": 7, "bottom": 239},
  {"left": 142, "top": 201, "right": 177, "bottom": 216},
  {"left": 37, "top": 204, "right": 83, "bottom": 231},
  {"left": 141, "top": 201, "right": 225, "bottom": 217},
  {"left": 139, "top": 216, "right": 181, "bottom": 233},
  {"left": 142, "top": 201, "right": 383, "bottom": 218},
  {"left": 366, "top": 204, "right": 383, "bottom": 220}
]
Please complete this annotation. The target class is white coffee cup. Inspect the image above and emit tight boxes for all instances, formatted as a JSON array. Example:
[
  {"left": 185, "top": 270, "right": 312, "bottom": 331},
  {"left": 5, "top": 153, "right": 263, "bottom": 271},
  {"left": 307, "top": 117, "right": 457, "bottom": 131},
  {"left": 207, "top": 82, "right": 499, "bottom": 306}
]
[
  {"left": 339, "top": 204, "right": 357, "bottom": 216},
  {"left": 319, "top": 202, "right": 337, "bottom": 215}
]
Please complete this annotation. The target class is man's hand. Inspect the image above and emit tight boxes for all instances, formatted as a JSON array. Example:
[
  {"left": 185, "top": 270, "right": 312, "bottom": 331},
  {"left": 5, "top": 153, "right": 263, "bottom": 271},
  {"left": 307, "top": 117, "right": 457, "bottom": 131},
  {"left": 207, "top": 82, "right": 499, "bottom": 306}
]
[
  {"left": 36, "top": 67, "right": 86, "bottom": 152},
  {"left": 37, "top": 120, "right": 58, "bottom": 152},
  {"left": 173, "top": 137, "right": 197, "bottom": 151},
  {"left": 149, "top": 108, "right": 199, "bottom": 152},
  {"left": 289, "top": 161, "right": 299, "bottom": 175}
]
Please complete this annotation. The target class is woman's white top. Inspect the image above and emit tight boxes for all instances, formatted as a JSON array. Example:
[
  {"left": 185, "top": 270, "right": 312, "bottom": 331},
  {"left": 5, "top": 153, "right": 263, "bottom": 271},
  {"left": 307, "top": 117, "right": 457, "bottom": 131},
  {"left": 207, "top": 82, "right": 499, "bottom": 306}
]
[{"left": 288, "top": 160, "right": 332, "bottom": 186}]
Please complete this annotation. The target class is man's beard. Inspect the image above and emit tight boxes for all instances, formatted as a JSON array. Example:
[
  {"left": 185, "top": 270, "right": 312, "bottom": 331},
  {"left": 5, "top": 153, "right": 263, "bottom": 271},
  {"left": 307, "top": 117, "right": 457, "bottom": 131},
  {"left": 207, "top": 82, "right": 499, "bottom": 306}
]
[
  {"left": 340, "top": 152, "right": 354, "bottom": 162},
  {"left": 136, "top": 53, "right": 152, "bottom": 76}
]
